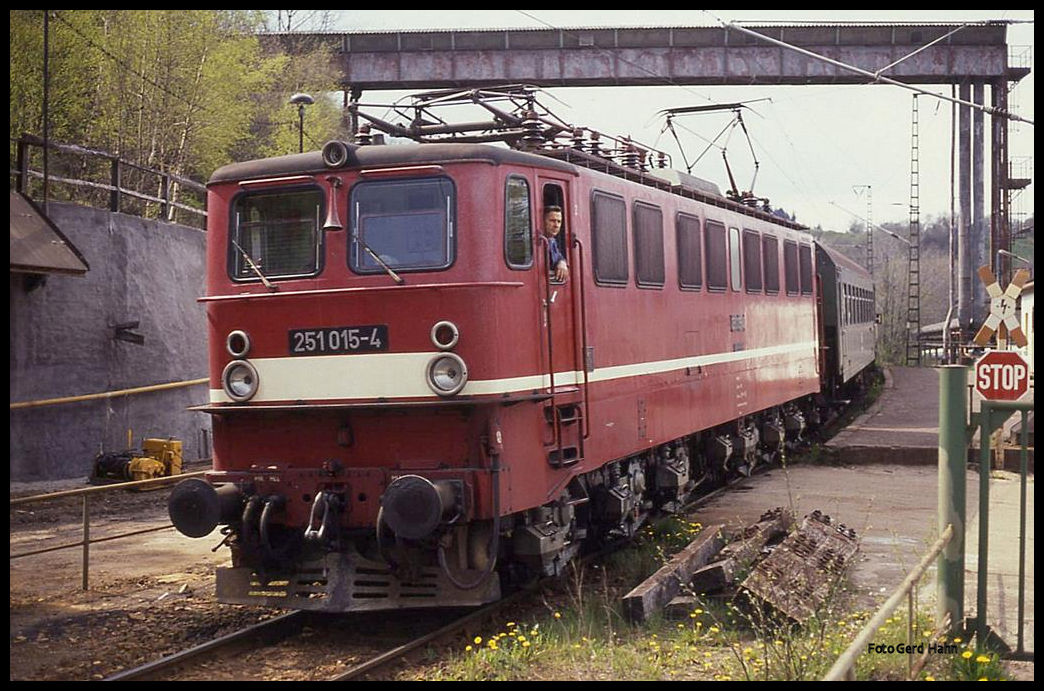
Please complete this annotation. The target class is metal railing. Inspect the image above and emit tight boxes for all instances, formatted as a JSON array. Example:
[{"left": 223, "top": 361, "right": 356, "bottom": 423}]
[
  {"left": 10, "top": 470, "right": 206, "bottom": 590},
  {"left": 823, "top": 524, "right": 955, "bottom": 681},
  {"left": 10, "top": 377, "right": 208, "bottom": 410},
  {"left": 10, "top": 134, "right": 207, "bottom": 229}
]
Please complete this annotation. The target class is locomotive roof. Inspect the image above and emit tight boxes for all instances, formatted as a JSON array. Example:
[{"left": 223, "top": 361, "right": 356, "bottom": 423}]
[
  {"left": 208, "top": 142, "right": 576, "bottom": 185},
  {"left": 210, "top": 140, "right": 807, "bottom": 231}
]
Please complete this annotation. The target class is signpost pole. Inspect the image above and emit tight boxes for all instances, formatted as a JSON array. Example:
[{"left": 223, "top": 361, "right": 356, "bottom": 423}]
[{"left": 937, "top": 365, "right": 967, "bottom": 632}]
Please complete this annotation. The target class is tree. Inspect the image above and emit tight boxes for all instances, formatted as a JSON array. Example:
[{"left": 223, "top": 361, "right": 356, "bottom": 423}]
[{"left": 10, "top": 10, "right": 345, "bottom": 221}]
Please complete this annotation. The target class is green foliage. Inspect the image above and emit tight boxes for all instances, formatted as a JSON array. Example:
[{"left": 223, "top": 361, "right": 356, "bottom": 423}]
[{"left": 10, "top": 10, "right": 345, "bottom": 189}]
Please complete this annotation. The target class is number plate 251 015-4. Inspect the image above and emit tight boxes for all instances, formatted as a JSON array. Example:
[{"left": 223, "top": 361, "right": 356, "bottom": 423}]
[{"left": 288, "top": 325, "right": 388, "bottom": 355}]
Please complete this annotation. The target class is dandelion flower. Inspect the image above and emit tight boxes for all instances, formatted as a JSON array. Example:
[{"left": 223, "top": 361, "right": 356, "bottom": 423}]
[
  {"left": 976, "top": 655, "right": 991, "bottom": 663},
  {"left": 962, "top": 651, "right": 973, "bottom": 659},
  {"left": 474, "top": 636, "right": 482, "bottom": 645},
  {"left": 465, "top": 645, "right": 473, "bottom": 652},
  {"left": 553, "top": 612, "right": 562, "bottom": 619}
]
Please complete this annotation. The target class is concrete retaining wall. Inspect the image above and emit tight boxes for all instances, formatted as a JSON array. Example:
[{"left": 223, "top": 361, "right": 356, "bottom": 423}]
[{"left": 10, "top": 201, "right": 211, "bottom": 482}]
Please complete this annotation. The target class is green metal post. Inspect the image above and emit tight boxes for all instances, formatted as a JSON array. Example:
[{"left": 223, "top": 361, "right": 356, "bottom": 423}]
[
  {"left": 976, "top": 403, "right": 992, "bottom": 647},
  {"left": 936, "top": 365, "right": 967, "bottom": 631}
]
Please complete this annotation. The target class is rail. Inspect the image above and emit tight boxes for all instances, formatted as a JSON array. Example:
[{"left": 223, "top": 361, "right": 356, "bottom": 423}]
[
  {"left": 10, "top": 134, "right": 207, "bottom": 229},
  {"left": 10, "top": 470, "right": 207, "bottom": 590},
  {"left": 823, "top": 523, "right": 954, "bottom": 681}
]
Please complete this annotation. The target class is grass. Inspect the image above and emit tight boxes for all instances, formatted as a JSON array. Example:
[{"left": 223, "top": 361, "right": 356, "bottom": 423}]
[{"left": 392, "top": 416, "right": 1018, "bottom": 681}]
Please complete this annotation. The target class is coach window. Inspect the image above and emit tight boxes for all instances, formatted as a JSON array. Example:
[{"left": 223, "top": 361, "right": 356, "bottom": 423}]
[
  {"left": 634, "top": 202, "right": 664, "bottom": 288},
  {"left": 504, "top": 176, "right": 532, "bottom": 269},
  {"left": 729, "top": 226, "right": 742, "bottom": 292},
  {"left": 349, "top": 177, "right": 455, "bottom": 275},
  {"left": 705, "top": 220, "right": 728, "bottom": 292},
  {"left": 676, "top": 213, "right": 702, "bottom": 290},
  {"left": 799, "top": 244, "right": 813, "bottom": 295},
  {"left": 591, "top": 190, "right": 628, "bottom": 285},
  {"left": 230, "top": 187, "right": 323, "bottom": 282},
  {"left": 742, "top": 230, "right": 762, "bottom": 293},
  {"left": 783, "top": 240, "right": 799, "bottom": 295},
  {"left": 762, "top": 234, "right": 779, "bottom": 294}
]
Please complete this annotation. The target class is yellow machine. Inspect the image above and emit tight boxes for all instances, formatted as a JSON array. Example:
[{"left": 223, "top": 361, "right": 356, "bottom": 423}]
[{"left": 91, "top": 438, "right": 183, "bottom": 484}]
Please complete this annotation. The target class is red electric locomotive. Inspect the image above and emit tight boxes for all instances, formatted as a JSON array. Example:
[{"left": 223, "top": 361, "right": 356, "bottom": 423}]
[{"left": 169, "top": 87, "right": 873, "bottom": 612}]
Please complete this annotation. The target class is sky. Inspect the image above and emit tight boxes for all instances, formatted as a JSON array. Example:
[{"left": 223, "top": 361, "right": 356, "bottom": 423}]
[{"left": 316, "top": 10, "right": 1034, "bottom": 235}]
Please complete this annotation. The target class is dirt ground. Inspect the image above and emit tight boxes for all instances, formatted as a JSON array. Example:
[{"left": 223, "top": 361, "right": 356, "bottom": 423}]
[{"left": 9, "top": 476, "right": 287, "bottom": 681}]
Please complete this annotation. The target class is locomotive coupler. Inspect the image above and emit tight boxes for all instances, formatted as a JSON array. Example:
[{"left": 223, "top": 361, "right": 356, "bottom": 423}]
[{"left": 304, "top": 491, "right": 344, "bottom": 546}]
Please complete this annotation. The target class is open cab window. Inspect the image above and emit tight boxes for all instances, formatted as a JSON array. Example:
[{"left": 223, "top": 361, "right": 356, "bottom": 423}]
[{"left": 230, "top": 188, "right": 323, "bottom": 281}]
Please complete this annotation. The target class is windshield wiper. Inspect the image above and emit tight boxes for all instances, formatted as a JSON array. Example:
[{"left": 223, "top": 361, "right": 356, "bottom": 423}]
[
  {"left": 231, "top": 239, "right": 278, "bottom": 292},
  {"left": 356, "top": 237, "right": 405, "bottom": 285}
]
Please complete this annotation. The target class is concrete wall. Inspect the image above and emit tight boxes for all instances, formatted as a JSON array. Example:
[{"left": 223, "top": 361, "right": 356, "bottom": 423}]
[{"left": 10, "top": 202, "right": 211, "bottom": 482}]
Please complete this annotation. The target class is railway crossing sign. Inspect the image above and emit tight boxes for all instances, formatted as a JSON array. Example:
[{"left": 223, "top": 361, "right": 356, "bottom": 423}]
[
  {"left": 975, "top": 349, "right": 1030, "bottom": 401},
  {"left": 973, "top": 266, "right": 1030, "bottom": 348}
]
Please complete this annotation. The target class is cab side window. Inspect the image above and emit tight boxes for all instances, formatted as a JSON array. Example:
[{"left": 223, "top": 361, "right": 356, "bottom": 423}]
[{"left": 505, "top": 176, "right": 532, "bottom": 269}]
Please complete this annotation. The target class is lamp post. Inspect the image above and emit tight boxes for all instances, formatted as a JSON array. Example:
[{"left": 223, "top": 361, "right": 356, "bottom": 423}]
[{"left": 289, "top": 92, "right": 314, "bottom": 153}]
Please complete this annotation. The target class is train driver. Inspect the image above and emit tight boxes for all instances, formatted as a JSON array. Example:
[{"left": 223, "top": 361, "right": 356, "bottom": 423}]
[{"left": 543, "top": 205, "right": 569, "bottom": 282}]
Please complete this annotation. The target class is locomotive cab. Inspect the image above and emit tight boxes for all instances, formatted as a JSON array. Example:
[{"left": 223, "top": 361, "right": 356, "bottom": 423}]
[{"left": 169, "top": 139, "right": 589, "bottom": 610}]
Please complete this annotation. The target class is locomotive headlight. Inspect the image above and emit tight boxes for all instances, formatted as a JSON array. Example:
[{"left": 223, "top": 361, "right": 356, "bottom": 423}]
[
  {"left": 430, "top": 320, "right": 460, "bottom": 350},
  {"left": 222, "top": 360, "right": 259, "bottom": 402},
  {"left": 426, "top": 353, "right": 468, "bottom": 396},
  {"left": 226, "top": 329, "right": 251, "bottom": 358}
]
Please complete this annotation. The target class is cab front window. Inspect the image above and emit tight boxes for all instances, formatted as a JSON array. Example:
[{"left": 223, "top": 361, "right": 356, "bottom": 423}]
[
  {"left": 349, "top": 177, "right": 455, "bottom": 274},
  {"left": 230, "top": 188, "right": 322, "bottom": 281}
]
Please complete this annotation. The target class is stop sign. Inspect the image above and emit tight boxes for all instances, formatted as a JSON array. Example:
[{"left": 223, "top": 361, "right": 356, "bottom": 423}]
[{"left": 975, "top": 350, "right": 1030, "bottom": 401}]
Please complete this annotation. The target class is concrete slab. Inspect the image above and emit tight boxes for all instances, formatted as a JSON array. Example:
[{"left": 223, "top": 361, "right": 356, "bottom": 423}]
[{"left": 825, "top": 367, "right": 941, "bottom": 465}]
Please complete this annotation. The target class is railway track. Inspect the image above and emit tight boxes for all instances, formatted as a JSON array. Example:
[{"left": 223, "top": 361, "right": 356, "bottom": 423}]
[{"left": 105, "top": 587, "right": 538, "bottom": 681}]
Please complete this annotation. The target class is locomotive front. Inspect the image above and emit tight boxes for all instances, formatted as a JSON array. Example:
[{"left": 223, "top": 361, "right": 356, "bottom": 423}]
[{"left": 168, "top": 141, "right": 553, "bottom": 611}]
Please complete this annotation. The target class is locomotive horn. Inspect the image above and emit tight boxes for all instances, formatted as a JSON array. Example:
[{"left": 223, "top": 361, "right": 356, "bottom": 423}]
[
  {"left": 168, "top": 478, "right": 244, "bottom": 538},
  {"left": 323, "top": 176, "right": 343, "bottom": 231},
  {"left": 321, "top": 140, "right": 355, "bottom": 168}
]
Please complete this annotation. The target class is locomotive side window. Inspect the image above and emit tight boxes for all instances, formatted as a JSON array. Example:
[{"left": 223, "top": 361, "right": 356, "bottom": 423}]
[
  {"left": 676, "top": 213, "right": 702, "bottom": 290},
  {"left": 783, "top": 240, "right": 799, "bottom": 295},
  {"left": 633, "top": 202, "right": 664, "bottom": 288},
  {"left": 591, "top": 190, "right": 628, "bottom": 285},
  {"left": 704, "top": 220, "right": 728, "bottom": 292},
  {"left": 230, "top": 187, "right": 323, "bottom": 281},
  {"left": 728, "top": 226, "right": 742, "bottom": 292},
  {"left": 742, "top": 229, "right": 762, "bottom": 293},
  {"left": 799, "top": 244, "right": 813, "bottom": 295},
  {"left": 349, "top": 177, "right": 455, "bottom": 275},
  {"left": 762, "top": 234, "right": 780, "bottom": 294},
  {"left": 504, "top": 176, "right": 532, "bottom": 269}
]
